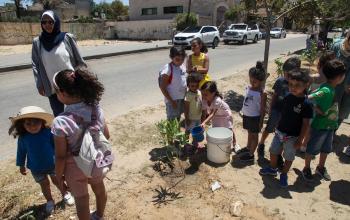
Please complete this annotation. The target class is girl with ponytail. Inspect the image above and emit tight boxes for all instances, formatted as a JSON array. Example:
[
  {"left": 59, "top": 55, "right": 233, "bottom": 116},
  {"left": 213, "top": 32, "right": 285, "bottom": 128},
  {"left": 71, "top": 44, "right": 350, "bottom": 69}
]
[
  {"left": 51, "top": 67, "right": 109, "bottom": 220},
  {"left": 238, "top": 61, "right": 267, "bottom": 162}
]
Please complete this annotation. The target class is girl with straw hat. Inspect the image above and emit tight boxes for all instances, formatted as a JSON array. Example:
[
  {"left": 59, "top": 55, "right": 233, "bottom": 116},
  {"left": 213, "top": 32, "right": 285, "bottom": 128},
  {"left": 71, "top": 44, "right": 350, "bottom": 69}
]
[{"left": 9, "top": 106, "right": 75, "bottom": 215}]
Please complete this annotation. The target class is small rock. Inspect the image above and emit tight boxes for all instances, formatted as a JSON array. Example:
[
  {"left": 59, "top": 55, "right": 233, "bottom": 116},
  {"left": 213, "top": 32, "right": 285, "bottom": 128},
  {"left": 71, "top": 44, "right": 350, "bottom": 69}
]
[{"left": 230, "top": 200, "right": 243, "bottom": 217}]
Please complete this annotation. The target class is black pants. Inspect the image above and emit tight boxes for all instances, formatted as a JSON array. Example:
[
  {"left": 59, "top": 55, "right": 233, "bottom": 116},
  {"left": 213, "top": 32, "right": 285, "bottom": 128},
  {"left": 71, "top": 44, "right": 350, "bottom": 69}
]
[{"left": 48, "top": 94, "right": 64, "bottom": 117}]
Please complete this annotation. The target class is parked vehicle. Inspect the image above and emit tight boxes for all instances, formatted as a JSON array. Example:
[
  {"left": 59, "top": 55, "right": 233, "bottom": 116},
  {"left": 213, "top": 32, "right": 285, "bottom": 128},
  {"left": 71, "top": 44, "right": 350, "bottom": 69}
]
[
  {"left": 270, "top": 27, "right": 287, "bottom": 38},
  {"left": 223, "top": 23, "right": 260, "bottom": 44},
  {"left": 173, "top": 26, "right": 220, "bottom": 49}
]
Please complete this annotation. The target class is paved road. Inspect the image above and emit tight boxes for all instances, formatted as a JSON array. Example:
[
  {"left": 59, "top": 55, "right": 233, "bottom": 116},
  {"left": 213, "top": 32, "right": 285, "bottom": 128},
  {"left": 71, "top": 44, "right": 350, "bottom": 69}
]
[
  {"left": 0, "top": 40, "right": 170, "bottom": 69},
  {"left": 0, "top": 34, "right": 306, "bottom": 159}
]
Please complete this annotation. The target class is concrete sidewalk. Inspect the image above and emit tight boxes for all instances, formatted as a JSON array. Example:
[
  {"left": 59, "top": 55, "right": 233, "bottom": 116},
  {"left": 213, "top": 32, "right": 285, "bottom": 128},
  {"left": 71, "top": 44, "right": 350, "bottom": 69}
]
[{"left": 0, "top": 40, "right": 171, "bottom": 73}]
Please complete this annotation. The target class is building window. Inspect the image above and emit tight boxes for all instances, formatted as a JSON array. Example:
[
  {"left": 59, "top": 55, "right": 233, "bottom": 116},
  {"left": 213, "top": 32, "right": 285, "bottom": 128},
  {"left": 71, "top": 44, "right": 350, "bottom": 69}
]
[
  {"left": 163, "top": 6, "right": 183, "bottom": 14},
  {"left": 142, "top": 8, "right": 157, "bottom": 16}
]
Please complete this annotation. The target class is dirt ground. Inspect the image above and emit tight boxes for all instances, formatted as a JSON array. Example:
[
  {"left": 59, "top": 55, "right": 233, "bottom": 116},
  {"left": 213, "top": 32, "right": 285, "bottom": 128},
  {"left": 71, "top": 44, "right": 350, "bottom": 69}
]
[
  {"left": 0, "top": 58, "right": 349, "bottom": 220},
  {"left": 0, "top": 40, "right": 145, "bottom": 55}
]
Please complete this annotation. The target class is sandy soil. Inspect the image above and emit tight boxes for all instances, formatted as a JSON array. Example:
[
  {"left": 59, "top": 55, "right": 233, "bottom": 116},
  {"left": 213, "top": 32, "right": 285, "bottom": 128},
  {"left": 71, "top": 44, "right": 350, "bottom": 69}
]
[
  {"left": 0, "top": 58, "right": 349, "bottom": 220},
  {"left": 0, "top": 40, "right": 150, "bottom": 55}
]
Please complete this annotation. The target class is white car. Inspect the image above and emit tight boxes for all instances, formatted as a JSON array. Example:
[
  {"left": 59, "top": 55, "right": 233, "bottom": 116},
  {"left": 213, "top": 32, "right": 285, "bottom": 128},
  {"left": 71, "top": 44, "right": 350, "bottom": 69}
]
[
  {"left": 270, "top": 27, "right": 287, "bottom": 38},
  {"left": 223, "top": 23, "right": 260, "bottom": 44},
  {"left": 173, "top": 26, "right": 220, "bottom": 49}
]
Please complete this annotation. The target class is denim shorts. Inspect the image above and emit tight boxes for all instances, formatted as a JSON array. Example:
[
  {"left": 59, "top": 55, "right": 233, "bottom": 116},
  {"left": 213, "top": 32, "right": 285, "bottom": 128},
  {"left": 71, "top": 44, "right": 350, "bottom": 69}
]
[
  {"left": 269, "top": 130, "right": 298, "bottom": 161},
  {"left": 265, "top": 109, "right": 281, "bottom": 133},
  {"left": 166, "top": 99, "right": 184, "bottom": 120},
  {"left": 31, "top": 170, "right": 55, "bottom": 183},
  {"left": 306, "top": 129, "right": 334, "bottom": 155}
]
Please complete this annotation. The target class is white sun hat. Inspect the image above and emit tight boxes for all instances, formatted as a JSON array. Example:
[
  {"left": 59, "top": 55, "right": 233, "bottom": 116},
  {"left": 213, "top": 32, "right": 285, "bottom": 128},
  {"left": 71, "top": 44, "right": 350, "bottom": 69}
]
[{"left": 9, "top": 106, "right": 54, "bottom": 126}]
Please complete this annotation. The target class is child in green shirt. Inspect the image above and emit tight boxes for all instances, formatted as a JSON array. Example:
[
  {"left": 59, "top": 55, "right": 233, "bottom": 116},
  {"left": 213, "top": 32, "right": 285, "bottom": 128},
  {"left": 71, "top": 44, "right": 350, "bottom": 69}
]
[{"left": 302, "top": 59, "right": 346, "bottom": 181}]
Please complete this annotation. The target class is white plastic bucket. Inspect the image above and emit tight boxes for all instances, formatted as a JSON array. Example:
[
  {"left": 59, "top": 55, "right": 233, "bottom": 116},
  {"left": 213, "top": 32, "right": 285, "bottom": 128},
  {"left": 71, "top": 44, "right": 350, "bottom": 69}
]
[{"left": 206, "top": 127, "right": 233, "bottom": 164}]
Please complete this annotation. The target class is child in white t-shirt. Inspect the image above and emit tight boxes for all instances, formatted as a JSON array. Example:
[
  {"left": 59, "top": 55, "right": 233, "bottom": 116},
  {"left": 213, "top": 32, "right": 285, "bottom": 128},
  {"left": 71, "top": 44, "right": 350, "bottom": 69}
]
[
  {"left": 159, "top": 47, "right": 187, "bottom": 121},
  {"left": 239, "top": 61, "right": 267, "bottom": 162}
]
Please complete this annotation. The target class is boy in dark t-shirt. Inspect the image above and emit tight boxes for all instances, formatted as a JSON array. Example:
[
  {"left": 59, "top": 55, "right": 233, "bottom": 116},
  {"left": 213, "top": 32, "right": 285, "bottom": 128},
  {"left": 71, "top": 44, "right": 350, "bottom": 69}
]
[{"left": 259, "top": 70, "right": 313, "bottom": 188}]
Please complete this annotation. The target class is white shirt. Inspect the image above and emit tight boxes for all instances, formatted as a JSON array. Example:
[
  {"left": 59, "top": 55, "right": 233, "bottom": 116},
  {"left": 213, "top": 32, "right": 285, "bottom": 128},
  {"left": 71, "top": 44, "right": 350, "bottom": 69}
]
[
  {"left": 41, "top": 41, "right": 74, "bottom": 93},
  {"left": 159, "top": 63, "right": 187, "bottom": 102},
  {"left": 242, "top": 86, "right": 261, "bottom": 117}
]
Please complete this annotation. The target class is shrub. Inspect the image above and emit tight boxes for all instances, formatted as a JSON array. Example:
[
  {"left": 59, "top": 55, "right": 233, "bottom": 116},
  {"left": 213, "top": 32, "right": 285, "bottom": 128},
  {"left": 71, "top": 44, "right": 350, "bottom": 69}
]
[{"left": 175, "top": 13, "right": 197, "bottom": 31}]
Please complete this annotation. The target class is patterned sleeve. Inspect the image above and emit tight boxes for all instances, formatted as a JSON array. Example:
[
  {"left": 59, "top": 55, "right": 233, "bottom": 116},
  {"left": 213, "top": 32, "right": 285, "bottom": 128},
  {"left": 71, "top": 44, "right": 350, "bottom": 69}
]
[
  {"left": 51, "top": 115, "right": 79, "bottom": 137},
  {"left": 95, "top": 105, "right": 106, "bottom": 130},
  {"left": 211, "top": 97, "right": 222, "bottom": 111},
  {"left": 310, "top": 87, "right": 329, "bottom": 103}
]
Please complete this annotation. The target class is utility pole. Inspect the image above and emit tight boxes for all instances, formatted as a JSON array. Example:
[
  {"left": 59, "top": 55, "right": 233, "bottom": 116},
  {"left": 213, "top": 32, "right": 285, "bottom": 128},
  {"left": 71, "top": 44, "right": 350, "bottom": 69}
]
[{"left": 186, "top": 0, "right": 192, "bottom": 25}]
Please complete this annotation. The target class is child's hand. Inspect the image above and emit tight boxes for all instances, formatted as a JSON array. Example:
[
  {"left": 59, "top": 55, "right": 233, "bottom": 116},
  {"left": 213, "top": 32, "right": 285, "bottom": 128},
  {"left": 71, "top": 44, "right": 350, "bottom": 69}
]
[
  {"left": 38, "top": 87, "right": 45, "bottom": 96},
  {"left": 200, "top": 123, "right": 205, "bottom": 128},
  {"left": 20, "top": 167, "right": 27, "bottom": 175},
  {"left": 171, "top": 100, "right": 178, "bottom": 109},
  {"left": 294, "top": 139, "right": 302, "bottom": 149}
]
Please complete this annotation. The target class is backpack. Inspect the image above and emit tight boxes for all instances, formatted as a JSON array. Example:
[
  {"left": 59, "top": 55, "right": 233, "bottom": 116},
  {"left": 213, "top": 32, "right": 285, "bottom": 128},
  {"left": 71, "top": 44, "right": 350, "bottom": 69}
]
[
  {"left": 158, "top": 63, "right": 173, "bottom": 87},
  {"left": 64, "top": 107, "right": 114, "bottom": 178}
]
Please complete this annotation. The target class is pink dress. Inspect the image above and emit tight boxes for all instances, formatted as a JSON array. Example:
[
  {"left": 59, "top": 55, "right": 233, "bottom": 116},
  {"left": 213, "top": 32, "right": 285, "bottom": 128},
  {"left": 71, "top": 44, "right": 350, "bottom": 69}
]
[{"left": 203, "top": 96, "right": 233, "bottom": 129}]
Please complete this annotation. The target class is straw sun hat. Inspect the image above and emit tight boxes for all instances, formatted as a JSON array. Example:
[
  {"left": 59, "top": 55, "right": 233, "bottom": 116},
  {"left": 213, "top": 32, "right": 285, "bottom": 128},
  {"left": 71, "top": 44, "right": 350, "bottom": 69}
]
[{"left": 9, "top": 106, "right": 54, "bottom": 126}]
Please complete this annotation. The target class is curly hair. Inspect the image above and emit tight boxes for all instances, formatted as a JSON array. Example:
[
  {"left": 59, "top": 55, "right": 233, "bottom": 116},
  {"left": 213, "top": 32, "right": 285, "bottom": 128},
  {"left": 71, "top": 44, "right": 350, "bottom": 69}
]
[{"left": 54, "top": 67, "right": 104, "bottom": 106}]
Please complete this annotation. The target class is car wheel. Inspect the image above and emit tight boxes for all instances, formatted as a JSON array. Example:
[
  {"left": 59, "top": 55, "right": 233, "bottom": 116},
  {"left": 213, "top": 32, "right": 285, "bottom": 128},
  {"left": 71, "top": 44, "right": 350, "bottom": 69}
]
[
  {"left": 253, "top": 35, "right": 258, "bottom": 43},
  {"left": 241, "top": 36, "right": 247, "bottom": 45},
  {"left": 212, "top": 37, "right": 219, "bottom": 49}
]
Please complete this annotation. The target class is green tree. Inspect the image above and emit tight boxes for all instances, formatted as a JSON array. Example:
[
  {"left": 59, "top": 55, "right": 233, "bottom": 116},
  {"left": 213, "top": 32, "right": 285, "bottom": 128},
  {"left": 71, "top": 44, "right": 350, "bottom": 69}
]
[
  {"left": 92, "top": 0, "right": 128, "bottom": 19},
  {"left": 175, "top": 13, "right": 197, "bottom": 31},
  {"left": 225, "top": 4, "right": 245, "bottom": 22}
]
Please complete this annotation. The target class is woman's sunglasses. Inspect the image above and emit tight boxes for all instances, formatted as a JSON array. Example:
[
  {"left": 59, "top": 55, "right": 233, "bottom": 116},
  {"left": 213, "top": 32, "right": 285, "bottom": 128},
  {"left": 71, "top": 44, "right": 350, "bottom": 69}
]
[{"left": 41, "top": 20, "right": 54, "bottom": 25}]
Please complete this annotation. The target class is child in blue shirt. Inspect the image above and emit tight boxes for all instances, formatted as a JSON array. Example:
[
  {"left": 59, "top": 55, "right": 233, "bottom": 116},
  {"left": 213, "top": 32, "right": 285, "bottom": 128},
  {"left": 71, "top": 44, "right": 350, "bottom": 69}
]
[{"left": 9, "top": 106, "right": 74, "bottom": 215}]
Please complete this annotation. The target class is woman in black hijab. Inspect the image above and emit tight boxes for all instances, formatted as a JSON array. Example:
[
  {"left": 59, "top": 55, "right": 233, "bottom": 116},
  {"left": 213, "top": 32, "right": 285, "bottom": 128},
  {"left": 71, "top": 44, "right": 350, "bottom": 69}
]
[{"left": 32, "top": 10, "right": 86, "bottom": 116}]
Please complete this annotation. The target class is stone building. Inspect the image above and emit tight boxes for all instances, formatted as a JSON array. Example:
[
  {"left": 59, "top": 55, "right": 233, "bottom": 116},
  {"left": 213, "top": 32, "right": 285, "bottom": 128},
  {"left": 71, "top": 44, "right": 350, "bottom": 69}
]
[{"left": 129, "top": 0, "right": 240, "bottom": 26}]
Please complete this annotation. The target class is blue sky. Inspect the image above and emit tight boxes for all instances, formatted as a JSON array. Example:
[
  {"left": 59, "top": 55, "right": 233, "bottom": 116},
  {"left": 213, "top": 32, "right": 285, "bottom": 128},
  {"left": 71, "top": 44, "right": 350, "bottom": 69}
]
[{"left": 0, "top": 0, "right": 129, "bottom": 6}]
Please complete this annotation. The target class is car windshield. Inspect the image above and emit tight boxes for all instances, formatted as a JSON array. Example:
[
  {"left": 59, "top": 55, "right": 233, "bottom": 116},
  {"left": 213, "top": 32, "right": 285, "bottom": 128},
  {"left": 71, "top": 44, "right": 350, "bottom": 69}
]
[
  {"left": 271, "top": 28, "right": 281, "bottom": 31},
  {"left": 231, "top": 25, "right": 247, "bottom": 30},
  {"left": 183, "top": 26, "right": 202, "bottom": 33}
]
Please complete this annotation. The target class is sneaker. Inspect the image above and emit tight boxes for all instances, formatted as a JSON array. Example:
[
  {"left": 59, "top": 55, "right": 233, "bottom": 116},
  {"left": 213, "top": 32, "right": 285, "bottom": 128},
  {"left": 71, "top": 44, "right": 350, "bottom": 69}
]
[
  {"left": 239, "top": 153, "right": 254, "bottom": 162},
  {"left": 316, "top": 166, "right": 331, "bottom": 181},
  {"left": 91, "top": 211, "right": 104, "bottom": 220},
  {"left": 259, "top": 167, "right": 278, "bottom": 176},
  {"left": 257, "top": 144, "right": 265, "bottom": 157},
  {"left": 45, "top": 200, "right": 55, "bottom": 215},
  {"left": 63, "top": 192, "right": 75, "bottom": 206},
  {"left": 302, "top": 167, "right": 313, "bottom": 182},
  {"left": 232, "top": 144, "right": 242, "bottom": 153},
  {"left": 345, "top": 146, "right": 350, "bottom": 157},
  {"left": 279, "top": 173, "right": 288, "bottom": 188},
  {"left": 277, "top": 155, "right": 284, "bottom": 170},
  {"left": 236, "top": 147, "right": 249, "bottom": 155}
]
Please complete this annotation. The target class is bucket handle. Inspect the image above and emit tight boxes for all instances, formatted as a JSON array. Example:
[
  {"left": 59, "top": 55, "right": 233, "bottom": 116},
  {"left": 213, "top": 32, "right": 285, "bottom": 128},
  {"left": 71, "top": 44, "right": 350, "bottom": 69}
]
[{"left": 215, "top": 144, "right": 232, "bottom": 154}]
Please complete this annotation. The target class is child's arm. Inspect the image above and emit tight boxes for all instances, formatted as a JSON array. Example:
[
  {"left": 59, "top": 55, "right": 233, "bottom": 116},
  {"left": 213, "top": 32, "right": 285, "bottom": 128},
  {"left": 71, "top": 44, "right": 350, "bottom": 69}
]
[
  {"left": 259, "top": 92, "right": 268, "bottom": 129},
  {"left": 54, "top": 136, "right": 68, "bottom": 191},
  {"left": 187, "top": 55, "right": 193, "bottom": 73},
  {"left": 160, "top": 75, "right": 177, "bottom": 109},
  {"left": 184, "top": 100, "right": 190, "bottom": 126},
  {"left": 307, "top": 93, "right": 325, "bottom": 116},
  {"left": 194, "top": 55, "right": 209, "bottom": 74},
  {"left": 295, "top": 118, "right": 311, "bottom": 149},
  {"left": 201, "top": 109, "right": 218, "bottom": 127},
  {"left": 16, "top": 138, "right": 27, "bottom": 175},
  {"left": 103, "top": 120, "right": 110, "bottom": 140}
]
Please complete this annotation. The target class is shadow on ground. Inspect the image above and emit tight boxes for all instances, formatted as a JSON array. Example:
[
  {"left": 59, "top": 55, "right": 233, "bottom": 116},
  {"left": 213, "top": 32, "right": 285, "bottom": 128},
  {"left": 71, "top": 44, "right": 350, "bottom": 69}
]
[
  {"left": 329, "top": 179, "right": 350, "bottom": 206},
  {"left": 224, "top": 90, "right": 245, "bottom": 112}
]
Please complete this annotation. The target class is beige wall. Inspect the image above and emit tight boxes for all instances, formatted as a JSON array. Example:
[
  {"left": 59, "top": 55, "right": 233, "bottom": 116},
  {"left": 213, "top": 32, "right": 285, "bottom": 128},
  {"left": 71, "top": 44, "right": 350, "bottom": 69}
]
[
  {"left": 110, "top": 19, "right": 175, "bottom": 40},
  {"left": 0, "top": 22, "right": 104, "bottom": 45},
  {"left": 129, "top": 0, "right": 236, "bottom": 26}
]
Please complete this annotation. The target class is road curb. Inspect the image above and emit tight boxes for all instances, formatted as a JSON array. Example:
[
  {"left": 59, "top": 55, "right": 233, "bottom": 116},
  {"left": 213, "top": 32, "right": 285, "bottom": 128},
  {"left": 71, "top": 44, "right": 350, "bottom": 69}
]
[{"left": 0, "top": 45, "right": 171, "bottom": 73}]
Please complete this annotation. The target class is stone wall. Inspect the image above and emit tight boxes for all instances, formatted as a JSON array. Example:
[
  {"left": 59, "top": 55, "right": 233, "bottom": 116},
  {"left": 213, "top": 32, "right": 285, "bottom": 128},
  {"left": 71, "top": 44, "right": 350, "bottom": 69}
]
[
  {"left": 0, "top": 22, "right": 104, "bottom": 45},
  {"left": 109, "top": 19, "right": 175, "bottom": 40}
]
